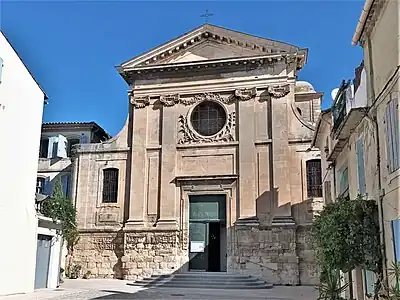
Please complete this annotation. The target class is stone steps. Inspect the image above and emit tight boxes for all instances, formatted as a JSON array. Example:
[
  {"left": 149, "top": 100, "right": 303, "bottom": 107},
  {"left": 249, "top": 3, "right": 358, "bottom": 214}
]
[{"left": 128, "top": 272, "right": 273, "bottom": 290}]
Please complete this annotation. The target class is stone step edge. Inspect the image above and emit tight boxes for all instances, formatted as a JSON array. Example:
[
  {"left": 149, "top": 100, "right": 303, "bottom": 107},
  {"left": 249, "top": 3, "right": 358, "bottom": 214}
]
[{"left": 127, "top": 283, "right": 274, "bottom": 290}]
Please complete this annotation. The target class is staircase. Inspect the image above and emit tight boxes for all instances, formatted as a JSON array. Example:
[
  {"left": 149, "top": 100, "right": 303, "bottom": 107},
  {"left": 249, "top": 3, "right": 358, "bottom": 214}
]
[{"left": 128, "top": 272, "right": 273, "bottom": 289}]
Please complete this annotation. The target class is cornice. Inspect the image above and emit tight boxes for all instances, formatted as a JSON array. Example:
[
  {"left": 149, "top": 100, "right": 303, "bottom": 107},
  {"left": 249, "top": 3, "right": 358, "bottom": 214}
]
[
  {"left": 121, "top": 53, "right": 305, "bottom": 80},
  {"left": 121, "top": 26, "right": 301, "bottom": 69},
  {"left": 129, "top": 85, "right": 290, "bottom": 109}
]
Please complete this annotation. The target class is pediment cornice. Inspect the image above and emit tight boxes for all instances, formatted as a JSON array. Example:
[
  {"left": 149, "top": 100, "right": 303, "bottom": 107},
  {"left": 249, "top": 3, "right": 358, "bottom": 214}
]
[{"left": 118, "top": 24, "right": 306, "bottom": 73}]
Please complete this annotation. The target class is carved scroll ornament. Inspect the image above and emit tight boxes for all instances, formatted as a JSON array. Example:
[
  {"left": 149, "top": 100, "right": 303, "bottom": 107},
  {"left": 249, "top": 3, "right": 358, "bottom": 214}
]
[
  {"left": 267, "top": 84, "right": 290, "bottom": 98},
  {"left": 160, "top": 94, "right": 180, "bottom": 107},
  {"left": 178, "top": 111, "right": 236, "bottom": 144},
  {"left": 234, "top": 87, "right": 257, "bottom": 101},
  {"left": 158, "top": 89, "right": 257, "bottom": 107},
  {"left": 130, "top": 95, "right": 150, "bottom": 109}
]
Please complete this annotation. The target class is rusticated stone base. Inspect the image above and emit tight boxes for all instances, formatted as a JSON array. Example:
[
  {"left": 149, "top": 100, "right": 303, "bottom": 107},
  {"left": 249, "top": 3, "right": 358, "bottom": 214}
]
[
  {"left": 230, "top": 224, "right": 318, "bottom": 285},
  {"left": 72, "top": 225, "right": 318, "bottom": 284},
  {"left": 72, "top": 229, "right": 186, "bottom": 280}
]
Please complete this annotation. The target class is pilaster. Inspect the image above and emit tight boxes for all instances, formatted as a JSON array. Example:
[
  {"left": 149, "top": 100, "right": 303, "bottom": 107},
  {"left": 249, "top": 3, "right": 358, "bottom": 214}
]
[
  {"left": 238, "top": 97, "right": 258, "bottom": 222},
  {"left": 126, "top": 104, "right": 147, "bottom": 228},
  {"left": 157, "top": 106, "right": 178, "bottom": 229}
]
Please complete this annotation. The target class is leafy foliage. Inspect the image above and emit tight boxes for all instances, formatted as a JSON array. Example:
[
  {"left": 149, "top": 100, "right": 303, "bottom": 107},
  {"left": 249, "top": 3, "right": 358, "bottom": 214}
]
[
  {"left": 312, "top": 196, "right": 382, "bottom": 274},
  {"left": 388, "top": 261, "right": 400, "bottom": 299},
  {"left": 317, "top": 269, "right": 348, "bottom": 300},
  {"left": 41, "top": 177, "right": 79, "bottom": 251}
]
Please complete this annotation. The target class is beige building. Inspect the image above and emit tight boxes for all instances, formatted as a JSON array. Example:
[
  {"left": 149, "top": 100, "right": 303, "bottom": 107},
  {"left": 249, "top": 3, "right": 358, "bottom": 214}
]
[
  {"left": 71, "top": 24, "right": 324, "bottom": 285},
  {"left": 352, "top": 0, "right": 400, "bottom": 297},
  {"left": 312, "top": 0, "right": 400, "bottom": 298}
]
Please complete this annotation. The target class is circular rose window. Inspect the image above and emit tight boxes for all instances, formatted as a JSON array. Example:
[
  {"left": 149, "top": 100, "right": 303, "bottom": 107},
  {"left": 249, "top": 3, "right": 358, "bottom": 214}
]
[{"left": 190, "top": 101, "right": 227, "bottom": 136}]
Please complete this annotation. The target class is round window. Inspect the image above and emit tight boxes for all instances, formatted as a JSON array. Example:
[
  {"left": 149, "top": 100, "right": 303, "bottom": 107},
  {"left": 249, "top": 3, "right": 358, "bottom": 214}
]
[{"left": 190, "top": 101, "right": 227, "bottom": 136}]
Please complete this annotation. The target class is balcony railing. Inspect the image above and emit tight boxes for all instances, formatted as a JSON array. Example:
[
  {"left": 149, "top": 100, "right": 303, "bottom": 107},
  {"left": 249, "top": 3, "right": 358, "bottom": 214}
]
[{"left": 332, "top": 80, "right": 350, "bottom": 134}]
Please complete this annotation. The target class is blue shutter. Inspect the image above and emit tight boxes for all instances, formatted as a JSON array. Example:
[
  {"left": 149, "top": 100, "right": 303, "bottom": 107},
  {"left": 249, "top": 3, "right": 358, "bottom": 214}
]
[
  {"left": 61, "top": 174, "right": 70, "bottom": 197},
  {"left": 386, "top": 101, "right": 396, "bottom": 173},
  {"left": 392, "top": 219, "right": 400, "bottom": 262},
  {"left": 43, "top": 176, "right": 51, "bottom": 195},
  {"left": 392, "top": 98, "right": 399, "bottom": 171},
  {"left": 0, "top": 57, "right": 3, "bottom": 83},
  {"left": 356, "top": 138, "right": 366, "bottom": 195}
]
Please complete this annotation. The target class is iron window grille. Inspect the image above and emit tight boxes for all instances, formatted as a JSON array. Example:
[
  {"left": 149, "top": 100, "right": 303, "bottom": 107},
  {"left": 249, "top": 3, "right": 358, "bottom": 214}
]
[
  {"left": 191, "top": 101, "right": 226, "bottom": 136},
  {"left": 102, "top": 168, "right": 118, "bottom": 203},
  {"left": 306, "top": 159, "right": 323, "bottom": 198}
]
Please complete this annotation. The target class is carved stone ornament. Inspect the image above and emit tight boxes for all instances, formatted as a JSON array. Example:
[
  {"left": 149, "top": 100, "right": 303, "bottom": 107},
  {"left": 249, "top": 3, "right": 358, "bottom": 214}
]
[
  {"left": 178, "top": 111, "right": 236, "bottom": 144},
  {"left": 130, "top": 95, "right": 150, "bottom": 109},
  {"left": 267, "top": 84, "right": 290, "bottom": 98},
  {"left": 234, "top": 87, "right": 257, "bottom": 101},
  {"left": 160, "top": 94, "right": 180, "bottom": 107}
]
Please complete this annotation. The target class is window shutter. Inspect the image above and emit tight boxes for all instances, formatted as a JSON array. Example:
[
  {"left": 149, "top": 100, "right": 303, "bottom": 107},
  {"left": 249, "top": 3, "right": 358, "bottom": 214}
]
[
  {"left": 324, "top": 181, "right": 332, "bottom": 204},
  {"left": 392, "top": 97, "right": 399, "bottom": 171},
  {"left": 0, "top": 57, "right": 3, "bottom": 83},
  {"left": 47, "top": 136, "right": 58, "bottom": 158},
  {"left": 392, "top": 219, "right": 400, "bottom": 262},
  {"left": 356, "top": 138, "right": 366, "bottom": 195},
  {"left": 57, "top": 134, "right": 67, "bottom": 158},
  {"left": 43, "top": 176, "right": 51, "bottom": 195},
  {"left": 61, "top": 174, "right": 70, "bottom": 197}
]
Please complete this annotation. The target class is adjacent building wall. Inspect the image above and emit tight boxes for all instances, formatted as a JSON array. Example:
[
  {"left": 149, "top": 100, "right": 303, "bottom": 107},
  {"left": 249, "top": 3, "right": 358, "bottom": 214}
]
[{"left": 0, "top": 32, "right": 45, "bottom": 295}]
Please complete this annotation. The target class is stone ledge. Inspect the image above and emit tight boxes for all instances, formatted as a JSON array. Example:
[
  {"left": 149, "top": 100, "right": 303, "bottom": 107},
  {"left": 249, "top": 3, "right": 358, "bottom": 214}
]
[{"left": 75, "top": 143, "right": 130, "bottom": 154}]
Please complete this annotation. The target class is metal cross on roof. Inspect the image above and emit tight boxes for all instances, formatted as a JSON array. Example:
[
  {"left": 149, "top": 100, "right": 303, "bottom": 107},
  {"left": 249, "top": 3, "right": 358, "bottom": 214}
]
[{"left": 200, "top": 9, "right": 214, "bottom": 24}]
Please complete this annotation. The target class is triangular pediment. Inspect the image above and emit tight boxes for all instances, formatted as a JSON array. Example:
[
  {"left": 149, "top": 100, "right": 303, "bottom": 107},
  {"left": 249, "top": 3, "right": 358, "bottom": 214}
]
[{"left": 119, "top": 24, "right": 301, "bottom": 70}]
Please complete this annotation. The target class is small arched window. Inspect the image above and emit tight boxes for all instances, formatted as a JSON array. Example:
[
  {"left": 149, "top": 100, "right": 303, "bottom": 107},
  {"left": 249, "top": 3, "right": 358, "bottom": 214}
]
[
  {"left": 102, "top": 168, "right": 119, "bottom": 203},
  {"left": 306, "top": 159, "right": 322, "bottom": 198}
]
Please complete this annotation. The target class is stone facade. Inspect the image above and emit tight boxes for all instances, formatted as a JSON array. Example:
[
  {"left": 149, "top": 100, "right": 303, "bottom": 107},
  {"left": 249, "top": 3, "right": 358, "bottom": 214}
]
[{"left": 71, "top": 24, "right": 323, "bottom": 285}]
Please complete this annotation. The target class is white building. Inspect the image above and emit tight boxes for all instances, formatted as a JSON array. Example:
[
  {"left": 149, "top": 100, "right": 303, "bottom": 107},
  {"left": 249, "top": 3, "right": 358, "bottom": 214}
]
[
  {"left": 0, "top": 31, "right": 47, "bottom": 295},
  {"left": 36, "top": 122, "right": 110, "bottom": 277}
]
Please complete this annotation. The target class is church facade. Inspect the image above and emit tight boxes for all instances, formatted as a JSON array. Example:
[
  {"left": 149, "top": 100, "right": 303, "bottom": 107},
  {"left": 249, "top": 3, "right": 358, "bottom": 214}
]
[{"left": 71, "top": 24, "right": 323, "bottom": 285}]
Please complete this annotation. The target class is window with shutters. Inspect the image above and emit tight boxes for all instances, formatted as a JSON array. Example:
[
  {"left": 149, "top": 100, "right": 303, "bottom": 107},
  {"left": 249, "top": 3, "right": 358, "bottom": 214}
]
[
  {"left": 306, "top": 159, "right": 323, "bottom": 198},
  {"left": 356, "top": 138, "right": 366, "bottom": 195},
  {"left": 385, "top": 95, "right": 399, "bottom": 173},
  {"left": 102, "top": 168, "right": 118, "bottom": 203},
  {"left": 36, "top": 177, "right": 45, "bottom": 194}
]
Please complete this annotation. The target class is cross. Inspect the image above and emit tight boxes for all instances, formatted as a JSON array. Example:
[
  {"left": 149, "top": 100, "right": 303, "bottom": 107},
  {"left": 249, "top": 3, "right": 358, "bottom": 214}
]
[{"left": 200, "top": 9, "right": 214, "bottom": 24}]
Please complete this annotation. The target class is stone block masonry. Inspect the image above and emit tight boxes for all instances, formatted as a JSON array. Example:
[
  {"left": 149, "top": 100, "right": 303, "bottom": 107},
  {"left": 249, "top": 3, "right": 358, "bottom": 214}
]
[
  {"left": 72, "top": 225, "right": 317, "bottom": 285},
  {"left": 230, "top": 224, "right": 318, "bottom": 285},
  {"left": 72, "top": 229, "right": 186, "bottom": 281}
]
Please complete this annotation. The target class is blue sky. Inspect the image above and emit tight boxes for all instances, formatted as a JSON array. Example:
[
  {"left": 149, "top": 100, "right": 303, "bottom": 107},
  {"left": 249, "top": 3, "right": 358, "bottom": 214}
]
[{"left": 1, "top": 1, "right": 364, "bottom": 136}]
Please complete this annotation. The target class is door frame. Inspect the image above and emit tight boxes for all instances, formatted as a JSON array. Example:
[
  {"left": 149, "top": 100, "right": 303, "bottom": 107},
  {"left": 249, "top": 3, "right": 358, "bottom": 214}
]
[{"left": 187, "top": 193, "right": 227, "bottom": 272}]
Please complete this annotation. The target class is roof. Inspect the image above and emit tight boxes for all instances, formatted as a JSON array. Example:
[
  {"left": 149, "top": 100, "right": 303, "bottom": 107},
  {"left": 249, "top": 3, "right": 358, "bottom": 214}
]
[
  {"left": 0, "top": 31, "right": 48, "bottom": 100},
  {"left": 311, "top": 109, "right": 332, "bottom": 148},
  {"left": 117, "top": 24, "right": 307, "bottom": 77},
  {"left": 352, "top": 0, "right": 385, "bottom": 45},
  {"left": 42, "top": 122, "right": 112, "bottom": 139}
]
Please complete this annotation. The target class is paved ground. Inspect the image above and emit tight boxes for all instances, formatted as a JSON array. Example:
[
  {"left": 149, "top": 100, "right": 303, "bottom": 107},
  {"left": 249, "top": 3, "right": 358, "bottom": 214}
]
[{"left": 0, "top": 279, "right": 318, "bottom": 300}]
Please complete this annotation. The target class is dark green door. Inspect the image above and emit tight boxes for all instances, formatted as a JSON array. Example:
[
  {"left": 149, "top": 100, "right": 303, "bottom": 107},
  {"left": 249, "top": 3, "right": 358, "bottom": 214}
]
[{"left": 188, "top": 195, "right": 226, "bottom": 272}]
